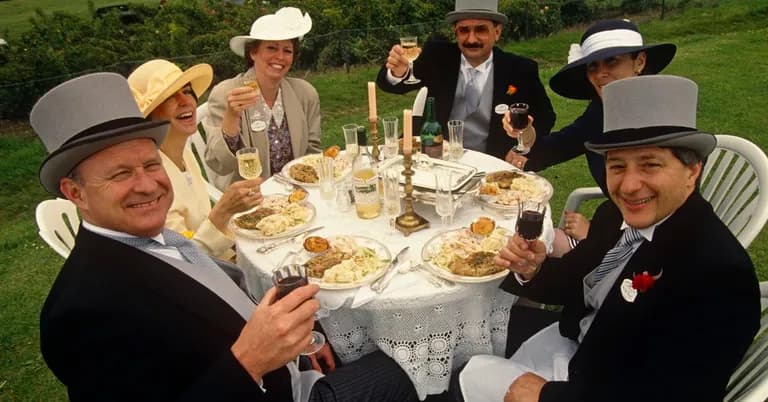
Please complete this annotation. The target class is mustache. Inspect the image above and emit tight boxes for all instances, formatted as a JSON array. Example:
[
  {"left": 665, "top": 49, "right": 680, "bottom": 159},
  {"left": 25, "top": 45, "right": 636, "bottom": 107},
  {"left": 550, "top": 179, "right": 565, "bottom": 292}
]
[{"left": 462, "top": 42, "right": 483, "bottom": 49}]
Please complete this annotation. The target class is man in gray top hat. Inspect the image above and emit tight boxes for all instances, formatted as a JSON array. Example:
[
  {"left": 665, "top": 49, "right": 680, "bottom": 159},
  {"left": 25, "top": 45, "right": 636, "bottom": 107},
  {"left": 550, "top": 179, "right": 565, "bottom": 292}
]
[
  {"left": 458, "top": 75, "right": 759, "bottom": 402},
  {"left": 376, "top": 0, "right": 555, "bottom": 160},
  {"left": 33, "top": 73, "right": 418, "bottom": 402}
]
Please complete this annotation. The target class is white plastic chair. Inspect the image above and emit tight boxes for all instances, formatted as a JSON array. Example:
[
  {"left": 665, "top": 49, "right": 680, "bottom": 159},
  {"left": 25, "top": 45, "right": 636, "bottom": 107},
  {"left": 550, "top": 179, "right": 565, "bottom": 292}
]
[
  {"left": 724, "top": 281, "right": 768, "bottom": 402},
  {"left": 558, "top": 134, "right": 768, "bottom": 248},
  {"left": 189, "top": 102, "right": 223, "bottom": 203},
  {"left": 35, "top": 198, "right": 80, "bottom": 258}
]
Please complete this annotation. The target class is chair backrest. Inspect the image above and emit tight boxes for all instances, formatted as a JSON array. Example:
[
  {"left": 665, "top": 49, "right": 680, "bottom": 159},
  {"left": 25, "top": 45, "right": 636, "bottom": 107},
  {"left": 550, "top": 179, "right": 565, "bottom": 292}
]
[
  {"left": 35, "top": 198, "right": 80, "bottom": 259},
  {"left": 724, "top": 282, "right": 768, "bottom": 402},
  {"left": 700, "top": 135, "right": 768, "bottom": 248},
  {"left": 189, "top": 102, "right": 223, "bottom": 203}
]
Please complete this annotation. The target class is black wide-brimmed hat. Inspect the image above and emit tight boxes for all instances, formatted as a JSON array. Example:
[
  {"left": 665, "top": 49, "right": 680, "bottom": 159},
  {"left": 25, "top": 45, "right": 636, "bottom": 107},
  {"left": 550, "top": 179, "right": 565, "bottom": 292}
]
[
  {"left": 445, "top": 0, "right": 508, "bottom": 25},
  {"left": 585, "top": 75, "right": 716, "bottom": 159},
  {"left": 30, "top": 73, "right": 169, "bottom": 197},
  {"left": 549, "top": 19, "right": 676, "bottom": 100}
]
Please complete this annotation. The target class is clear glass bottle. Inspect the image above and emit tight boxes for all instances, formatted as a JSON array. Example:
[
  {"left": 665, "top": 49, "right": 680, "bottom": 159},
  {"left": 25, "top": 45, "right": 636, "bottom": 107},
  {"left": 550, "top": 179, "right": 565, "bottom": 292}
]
[
  {"left": 420, "top": 97, "right": 443, "bottom": 159},
  {"left": 352, "top": 148, "right": 381, "bottom": 219}
]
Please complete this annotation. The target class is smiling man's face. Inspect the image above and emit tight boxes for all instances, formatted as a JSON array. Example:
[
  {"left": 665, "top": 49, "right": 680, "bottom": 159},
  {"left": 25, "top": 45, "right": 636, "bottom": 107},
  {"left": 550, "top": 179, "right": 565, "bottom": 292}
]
[{"left": 454, "top": 19, "right": 501, "bottom": 67}]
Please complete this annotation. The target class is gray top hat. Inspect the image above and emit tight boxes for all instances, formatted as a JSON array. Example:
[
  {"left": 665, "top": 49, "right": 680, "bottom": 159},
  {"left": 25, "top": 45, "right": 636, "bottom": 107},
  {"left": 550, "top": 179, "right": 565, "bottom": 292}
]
[
  {"left": 31, "top": 72, "right": 169, "bottom": 197},
  {"left": 445, "top": 0, "right": 509, "bottom": 25},
  {"left": 585, "top": 75, "right": 716, "bottom": 158}
]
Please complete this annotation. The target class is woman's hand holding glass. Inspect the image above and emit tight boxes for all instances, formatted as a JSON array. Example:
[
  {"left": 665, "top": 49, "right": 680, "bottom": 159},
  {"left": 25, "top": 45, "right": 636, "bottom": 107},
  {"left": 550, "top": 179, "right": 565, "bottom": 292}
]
[{"left": 502, "top": 108, "right": 536, "bottom": 155}]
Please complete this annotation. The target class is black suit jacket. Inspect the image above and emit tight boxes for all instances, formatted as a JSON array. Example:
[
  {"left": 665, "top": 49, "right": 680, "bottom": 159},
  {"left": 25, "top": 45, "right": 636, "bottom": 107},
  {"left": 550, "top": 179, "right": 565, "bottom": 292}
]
[
  {"left": 500, "top": 192, "right": 760, "bottom": 402},
  {"left": 40, "top": 228, "right": 292, "bottom": 401},
  {"left": 376, "top": 40, "right": 556, "bottom": 160}
]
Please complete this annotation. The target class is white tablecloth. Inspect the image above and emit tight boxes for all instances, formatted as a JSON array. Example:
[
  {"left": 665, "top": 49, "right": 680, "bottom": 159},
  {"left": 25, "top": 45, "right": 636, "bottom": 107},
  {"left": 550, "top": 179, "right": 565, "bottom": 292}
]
[{"left": 236, "top": 150, "right": 555, "bottom": 400}]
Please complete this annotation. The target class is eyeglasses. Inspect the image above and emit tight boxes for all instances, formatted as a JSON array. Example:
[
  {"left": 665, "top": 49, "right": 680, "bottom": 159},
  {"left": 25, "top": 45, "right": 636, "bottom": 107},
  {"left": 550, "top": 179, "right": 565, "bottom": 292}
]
[{"left": 454, "top": 24, "right": 495, "bottom": 36}]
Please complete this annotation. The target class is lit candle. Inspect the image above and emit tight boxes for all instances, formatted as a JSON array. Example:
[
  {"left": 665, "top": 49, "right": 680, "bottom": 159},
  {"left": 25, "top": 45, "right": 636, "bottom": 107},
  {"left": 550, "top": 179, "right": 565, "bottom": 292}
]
[
  {"left": 403, "top": 109, "right": 413, "bottom": 156},
  {"left": 367, "top": 81, "right": 377, "bottom": 120}
]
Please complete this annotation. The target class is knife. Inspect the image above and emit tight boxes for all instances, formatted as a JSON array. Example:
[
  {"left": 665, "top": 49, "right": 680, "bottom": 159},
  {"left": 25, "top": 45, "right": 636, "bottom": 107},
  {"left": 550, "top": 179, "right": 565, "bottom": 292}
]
[
  {"left": 256, "top": 226, "right": 324, "bottom": 254},
  {"left": 371, "top": 246, "right": 409, "bottom": 292}
]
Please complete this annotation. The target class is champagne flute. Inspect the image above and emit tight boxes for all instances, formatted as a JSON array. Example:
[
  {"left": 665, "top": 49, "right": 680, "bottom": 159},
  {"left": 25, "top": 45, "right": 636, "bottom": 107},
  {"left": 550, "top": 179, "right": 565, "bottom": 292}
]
[
  {"left": 516, "top": 199, "right": 546, "bottom": 243},
  {"left": 236, "top": 147, "right": 262, "bottom": 179},
  {"left": 382, "top": 168, "right": 402, "bottom": 232},
  {"left": 272, "top": 262, "right": 325, "bottom": 355},
  {"left": 447, "top": 120, "right": 465, "bottom": 161},
  {"left": 241, "top": 78, "right": 268, "bottom": 132},
  {"left": 342, "top": 124, "right": 359, "bottom": 164},
  {"left": 509, "top": 103, "right": 530, "bottom": 154},
  {"left": 400, "top": 36, "right": 421, "bottom": 84},
  {"left": 434, "top": 170, "right": 454, "bottom": 226},
  {"left": 382, "top": 117, "right": 399, "bottom": 160}
]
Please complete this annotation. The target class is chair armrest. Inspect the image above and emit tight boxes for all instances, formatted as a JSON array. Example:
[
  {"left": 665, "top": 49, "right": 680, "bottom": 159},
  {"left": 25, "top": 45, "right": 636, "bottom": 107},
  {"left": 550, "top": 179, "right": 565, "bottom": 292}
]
[
  {"left": 207, "top": 182, "right": 223, "bottom": 203},
  {"left": 557, "top": 187, "right": 604, "bottom": 229}
]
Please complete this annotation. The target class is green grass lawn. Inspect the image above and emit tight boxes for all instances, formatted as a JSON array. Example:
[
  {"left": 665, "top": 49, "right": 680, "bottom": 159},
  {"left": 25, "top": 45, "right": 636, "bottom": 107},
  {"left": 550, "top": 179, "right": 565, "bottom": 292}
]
[{"left": 1, "top": 1, "right": 767, "bottom": 400}]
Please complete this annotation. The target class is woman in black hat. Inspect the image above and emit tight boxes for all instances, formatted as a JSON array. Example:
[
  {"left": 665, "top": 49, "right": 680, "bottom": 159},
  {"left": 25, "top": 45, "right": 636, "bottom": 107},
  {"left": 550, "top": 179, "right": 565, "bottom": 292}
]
[{"left": 502, "top": 19, "right": 676, "bottom": 255}]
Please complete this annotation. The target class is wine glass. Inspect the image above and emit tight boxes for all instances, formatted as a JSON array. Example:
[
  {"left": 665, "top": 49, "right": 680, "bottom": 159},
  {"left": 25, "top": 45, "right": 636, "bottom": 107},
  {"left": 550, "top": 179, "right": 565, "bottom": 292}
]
[
  {"left": 241, "top": 77, "right": 268, "bottom": 132},
  {"left": 400, "top": 36, "right": 421, "bottom": 84},
  {"left": 272, "top": 262, "right": 326, "bottom": 355},
  {"left": 236, "top": 147, "right": 262, "bottom": 179},
  {"left": 434, "top": 170, "right": 454, "bottom": 226},
  {"left": 516, "top": 199, "right": 546, "bottom": 243},
  {"left": 509, "top": 103, "right": 530, "bottom": 154}
]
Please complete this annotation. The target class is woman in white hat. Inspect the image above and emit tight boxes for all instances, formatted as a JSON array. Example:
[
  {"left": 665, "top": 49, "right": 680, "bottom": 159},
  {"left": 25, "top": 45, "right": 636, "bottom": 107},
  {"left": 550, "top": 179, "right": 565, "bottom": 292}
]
[
  {"left": 129, "top": 59, "right": 263, "bottom": 260},
  {"left": 203, "top": 7, "right": 321, "bottom": 189},
  {"left": 502, "top": 19, "right": 676, "bottom": 256}
]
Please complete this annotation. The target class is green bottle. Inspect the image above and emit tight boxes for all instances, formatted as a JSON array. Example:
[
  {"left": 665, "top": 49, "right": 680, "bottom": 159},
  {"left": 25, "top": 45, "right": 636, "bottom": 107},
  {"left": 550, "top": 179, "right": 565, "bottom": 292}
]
[{"left": 420, "top": 97, "right": 443, "bottom": 159}]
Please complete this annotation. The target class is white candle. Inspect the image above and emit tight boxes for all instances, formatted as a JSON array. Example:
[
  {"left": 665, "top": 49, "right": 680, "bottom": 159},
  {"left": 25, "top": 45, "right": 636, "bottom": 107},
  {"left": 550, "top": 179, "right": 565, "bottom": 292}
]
[
  {"left": 367, "top": 81, "right": 377, "bottom": 120},
  {"left": 403, "top": 109, "right": 413, "bottom": 156}
]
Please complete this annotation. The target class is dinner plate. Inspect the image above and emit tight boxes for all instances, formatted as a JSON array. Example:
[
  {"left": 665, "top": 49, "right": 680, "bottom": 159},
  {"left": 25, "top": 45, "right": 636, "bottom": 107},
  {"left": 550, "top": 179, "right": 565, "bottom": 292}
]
[
  {"left": 420, "top": 228, "right": 511, "bottom": 283},
  {"left": 280, "top": 152, "right": 352, "bottom": 187},
  {"left": 229, "top": 194, "right": 316, "bottom": 240},
  {"left": 298, "top": 235, "right": 392, "bottom": 290},
  {"left": 475, "top": 170, "right": 553, "bottom": 212}
]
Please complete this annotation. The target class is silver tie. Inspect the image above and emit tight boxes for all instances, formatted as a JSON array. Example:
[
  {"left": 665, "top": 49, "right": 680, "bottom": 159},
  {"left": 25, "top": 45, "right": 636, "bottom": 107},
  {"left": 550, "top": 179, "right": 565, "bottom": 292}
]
[
  {"left": 585, "top": 227, "right": 644, "bottom": 287},
  {"left": 464, "top": 67, "right": 480, "bottom": 114}
]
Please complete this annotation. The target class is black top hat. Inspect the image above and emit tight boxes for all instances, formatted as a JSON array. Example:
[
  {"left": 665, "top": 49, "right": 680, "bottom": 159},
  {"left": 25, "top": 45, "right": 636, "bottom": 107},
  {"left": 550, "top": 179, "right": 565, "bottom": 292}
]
[{"left": 549, "top": 19, "right": 676, "bottom": 100}]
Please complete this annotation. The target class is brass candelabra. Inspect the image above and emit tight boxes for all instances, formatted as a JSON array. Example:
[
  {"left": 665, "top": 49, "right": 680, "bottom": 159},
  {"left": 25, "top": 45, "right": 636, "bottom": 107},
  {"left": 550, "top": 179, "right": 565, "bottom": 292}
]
[
  {"left": 395, "top": 151, "right": 429, "bottom": 236},
  {"left": 368, "top": 117, "right": 380, "bottom": 161}
]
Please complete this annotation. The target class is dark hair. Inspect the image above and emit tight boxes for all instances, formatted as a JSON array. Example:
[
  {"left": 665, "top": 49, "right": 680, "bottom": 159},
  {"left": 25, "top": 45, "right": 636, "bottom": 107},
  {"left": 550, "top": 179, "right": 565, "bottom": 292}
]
[
  {"left": 243, "top": 38, "right": 301, "bottom": 70},
  {"left": 670, "top": 146, "right": 705, "bottom": 188}
]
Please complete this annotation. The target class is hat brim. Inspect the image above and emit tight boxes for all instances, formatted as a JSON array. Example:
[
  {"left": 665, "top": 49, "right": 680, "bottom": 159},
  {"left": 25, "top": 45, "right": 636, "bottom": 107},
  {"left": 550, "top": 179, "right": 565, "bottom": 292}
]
[
  {"left": 39, "top": 120, "right": 169, "bottom": 197},
  {"left": 549, "top": 43, "right": 676, "bottom": 100},
  {"left": 445, "top": 10, "right": 508, "bottom": 25},
  {"left": 230, "top": 30, "right": 310, "bottom": 57},
  {"left": 140, "top": 64, "right": 213, "bottom": 117},
  {"left": 585, "top": 128, "right": 716, "bottom": 159}
]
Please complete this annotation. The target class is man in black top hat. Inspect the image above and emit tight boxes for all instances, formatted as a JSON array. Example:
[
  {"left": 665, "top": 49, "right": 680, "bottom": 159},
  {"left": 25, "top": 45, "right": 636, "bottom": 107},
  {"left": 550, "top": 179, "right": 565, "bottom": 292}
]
[
  {"left": 458, "top": 75, "right": 759, "bottom": 402},
  {"left": 375, "top": 0, "right": 555, "bottom": 160}
]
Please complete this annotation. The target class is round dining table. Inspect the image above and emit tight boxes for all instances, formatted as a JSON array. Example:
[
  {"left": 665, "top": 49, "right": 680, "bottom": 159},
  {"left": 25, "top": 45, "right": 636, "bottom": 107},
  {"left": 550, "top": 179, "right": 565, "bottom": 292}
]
[{"left": 236, "top": 149, "right": 555, "bottom": 400}]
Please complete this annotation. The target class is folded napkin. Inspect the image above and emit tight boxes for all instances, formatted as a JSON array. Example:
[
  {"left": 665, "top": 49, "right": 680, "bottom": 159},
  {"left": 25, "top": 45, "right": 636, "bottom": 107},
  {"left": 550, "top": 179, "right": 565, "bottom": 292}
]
[{"left": 350, "top": 284, "right": 377, "bottom": 309}]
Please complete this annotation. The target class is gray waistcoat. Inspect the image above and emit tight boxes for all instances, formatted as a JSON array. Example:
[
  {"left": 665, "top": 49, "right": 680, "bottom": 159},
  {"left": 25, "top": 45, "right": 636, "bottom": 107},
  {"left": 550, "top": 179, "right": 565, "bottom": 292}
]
[{"left": 449, "top": 69, "right": 494, "bottom": 152}]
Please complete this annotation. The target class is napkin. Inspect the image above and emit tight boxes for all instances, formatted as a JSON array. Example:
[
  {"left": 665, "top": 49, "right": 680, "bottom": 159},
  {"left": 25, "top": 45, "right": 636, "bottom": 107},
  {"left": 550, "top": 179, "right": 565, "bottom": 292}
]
[{"left": 350, "top": 284, "right": 377, "bottom": 308}]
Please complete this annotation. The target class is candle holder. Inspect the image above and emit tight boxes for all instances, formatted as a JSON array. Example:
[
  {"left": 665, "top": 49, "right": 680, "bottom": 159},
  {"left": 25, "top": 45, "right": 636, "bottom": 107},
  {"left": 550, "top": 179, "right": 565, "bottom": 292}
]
[
  {"left": 369, "top": 116, "right": 380, "bottom": 161},
  {"left": 395, "top": 151, "right": 430, "bottom": 236}
]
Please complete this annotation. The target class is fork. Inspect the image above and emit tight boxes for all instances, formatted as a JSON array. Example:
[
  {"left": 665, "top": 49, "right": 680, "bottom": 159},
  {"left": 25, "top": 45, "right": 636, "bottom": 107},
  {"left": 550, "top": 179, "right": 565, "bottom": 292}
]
[{"left": 272, "top": 173, "right": 307, "bottom": 193}]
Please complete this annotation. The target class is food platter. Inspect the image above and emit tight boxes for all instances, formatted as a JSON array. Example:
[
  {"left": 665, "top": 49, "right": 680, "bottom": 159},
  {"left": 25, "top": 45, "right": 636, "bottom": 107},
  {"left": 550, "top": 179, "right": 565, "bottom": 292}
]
[
  {"left": 230, "top": 194, "right": 315, "bottom": 240},
  {"left": 378, "top": 155, "right": 477, "bottom": 192},
  {"left": 279, "top": 152, "right": 352, "bottom": 187},
  {"left": 420, "top": 227, "right": 511, "bottom": 283},
  {"left": 475, "top": 170, "right": 553, "bottom": 213},
  {"left": 297, "top": 235, "right": 392, "bottom": 290}
]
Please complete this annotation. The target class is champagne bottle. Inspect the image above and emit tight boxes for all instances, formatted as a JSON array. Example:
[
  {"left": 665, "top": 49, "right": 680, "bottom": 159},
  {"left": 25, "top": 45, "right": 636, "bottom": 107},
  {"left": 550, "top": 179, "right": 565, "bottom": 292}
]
[
  {"left": 352, "top": 148, "right": 381, "bottom": 219},
  {"left": 420, "top": 97, "right": 443, "bottom": 159}
]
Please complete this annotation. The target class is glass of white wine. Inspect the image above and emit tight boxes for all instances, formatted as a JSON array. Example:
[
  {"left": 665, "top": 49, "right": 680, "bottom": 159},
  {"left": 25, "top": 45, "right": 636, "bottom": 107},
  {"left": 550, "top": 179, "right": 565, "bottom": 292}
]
[
  {"left": 342, "top": 124, "right": 359, "bottom": 163},
  {"left": 241, "top": 77, "right": 268, "bottom": 132},
  {"left": 236, "top": 147, "right": 262, "bottom": 179},
  {"left": 400, "top": 36, "right": 421, "bottom": 84},
  {"left": 382, "top": 117, "right": 399, "bottom": 160}
]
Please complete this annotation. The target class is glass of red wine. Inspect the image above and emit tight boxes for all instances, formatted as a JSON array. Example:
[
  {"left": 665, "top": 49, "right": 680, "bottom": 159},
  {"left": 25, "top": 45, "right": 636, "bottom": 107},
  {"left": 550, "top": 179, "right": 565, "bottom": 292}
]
[
  {"left": 516, "top": 199, "right": 546, "bottom": 242},
  {"left": 509, "top": 103, "right": 530, "bottom": 154},
  {"left": 272, "top": 262, "right": 325, "bottom": 355}
]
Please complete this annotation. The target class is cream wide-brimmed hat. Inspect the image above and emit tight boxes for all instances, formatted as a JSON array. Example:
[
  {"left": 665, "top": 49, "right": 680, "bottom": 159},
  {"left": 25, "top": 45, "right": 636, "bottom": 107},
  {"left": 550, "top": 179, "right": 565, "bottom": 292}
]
[
  {"left": 127, "top": 59, "right": 213, "bottom": 117},
  {"left": 585, "top": 75, "right": 716, "bottom": 159},
  {"left": 229, "top": 7, "right": 312, "bottom": 58},
  {"left": 445, "top": 0, "right": 508, "bottom": 25},
  {"left": 31, "top": 73, "right": 169, "bottom": 196}
]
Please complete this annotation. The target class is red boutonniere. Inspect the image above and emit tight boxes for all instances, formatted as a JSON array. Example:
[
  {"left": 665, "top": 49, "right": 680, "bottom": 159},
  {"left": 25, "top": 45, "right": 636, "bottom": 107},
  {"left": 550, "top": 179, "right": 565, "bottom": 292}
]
[
  {"left": 506, "top": 85, "right": 517, "bottom": 95},
  {"left": 632, "top": 270, "right": 663, "bottom": 293}
]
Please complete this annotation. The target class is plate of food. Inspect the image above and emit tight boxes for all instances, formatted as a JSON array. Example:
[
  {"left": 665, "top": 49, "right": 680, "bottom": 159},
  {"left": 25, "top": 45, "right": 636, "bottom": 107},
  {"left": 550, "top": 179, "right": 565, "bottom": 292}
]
[
  {"left": 297, "top": 235, "right": 391, "bottom": 290},
  {"left": 476, "top": 170, "right": 553, "bottom": 212},
  {"left": 421, "top": 217, "right": 511, "bottom": 283},
  {"left": 280, "top": 149, "right": 352, "bottom": 186},
  {"left": 230, "top": 191, "right": 315, "bottom": 240}
]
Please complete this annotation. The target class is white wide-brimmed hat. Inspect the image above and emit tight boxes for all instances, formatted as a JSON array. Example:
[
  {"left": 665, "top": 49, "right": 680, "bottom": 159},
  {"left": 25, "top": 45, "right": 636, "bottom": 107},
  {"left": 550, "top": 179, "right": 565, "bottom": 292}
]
[
  {"left": 445, "top": 0, "right": 508, "bottom": 25},
  {"left": 128, "top": 59, "right": 213, "bottom": 117},
  {"left": 585, "top": 75, "right": 716, "bottom": 159},
  {"left": 549, "top": 19, "right": 676, "bottom": 100},
  {"left": 31, "top": 73, "right": 169, "bottom": 196},
  {"left": 229, "top": 7, "right": 312, "bottom": 57}
]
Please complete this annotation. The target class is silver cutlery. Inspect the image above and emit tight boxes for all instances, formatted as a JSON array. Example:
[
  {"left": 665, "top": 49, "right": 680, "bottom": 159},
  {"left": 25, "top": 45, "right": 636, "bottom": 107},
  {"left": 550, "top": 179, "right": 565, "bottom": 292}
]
[
  {"left": 371, "top": 246, "right": 409, "bottom": 293},
  {"left": 410, "top": 261, "right": 455, "bottom": 288},
  {"left": 256, "top": 226, "right": 324, "bottom": 254},
  {"left": 272, "top": 173, "right": 307, "bottom": 193}
]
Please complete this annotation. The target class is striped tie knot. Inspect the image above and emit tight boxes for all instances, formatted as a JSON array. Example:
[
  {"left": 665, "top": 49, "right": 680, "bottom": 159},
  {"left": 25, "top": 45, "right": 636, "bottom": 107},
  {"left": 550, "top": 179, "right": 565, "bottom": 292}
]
[{"left": 587, "top": 227, "right": 645, "bottom": 287}]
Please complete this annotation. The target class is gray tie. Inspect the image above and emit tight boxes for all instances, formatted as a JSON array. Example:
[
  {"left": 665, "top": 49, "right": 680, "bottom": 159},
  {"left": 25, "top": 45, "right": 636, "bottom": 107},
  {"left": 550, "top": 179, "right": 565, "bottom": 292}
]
[
  {"left": 464, "top": 68, "right": 480, "bottom": 114},
  {"left": 113, "top": 229, "right": 220, "bottom": 270},
  {"left": 586, "top": 227, "right": 644, "bottom": 287}
]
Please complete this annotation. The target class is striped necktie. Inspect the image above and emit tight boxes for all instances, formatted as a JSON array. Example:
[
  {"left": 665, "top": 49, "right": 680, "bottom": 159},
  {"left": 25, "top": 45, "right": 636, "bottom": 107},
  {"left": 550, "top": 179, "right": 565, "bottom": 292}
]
[
  {"left": 464, "top": 67, "right": 481, "bottom": 114},
  {"left": 586, "top": 227, "right": 644, "bottom": 287},
  {"left": 113, "top": 229, "right": 218, "bottom": 270}
]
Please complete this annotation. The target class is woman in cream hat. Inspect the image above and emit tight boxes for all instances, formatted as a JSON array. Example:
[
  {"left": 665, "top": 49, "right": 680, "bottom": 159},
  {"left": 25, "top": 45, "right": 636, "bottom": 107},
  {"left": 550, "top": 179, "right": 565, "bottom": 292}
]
[
  {"left": 129, "top": 59, "right": 263, "bottom": 260},
  {"left": 203, "top": 7, "right": 321, "bottom": 189},
  {"left": 501, "top": 19, "right": 676, "bottom": 256}
]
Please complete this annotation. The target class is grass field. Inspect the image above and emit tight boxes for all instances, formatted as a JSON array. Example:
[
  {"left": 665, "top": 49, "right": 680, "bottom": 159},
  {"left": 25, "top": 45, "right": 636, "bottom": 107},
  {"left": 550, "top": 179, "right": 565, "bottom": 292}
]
[{"left": 1, "top": 0, "right": 767, "bottom": 400}]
